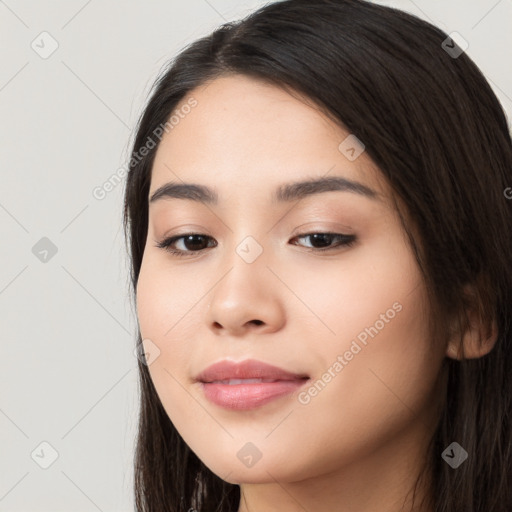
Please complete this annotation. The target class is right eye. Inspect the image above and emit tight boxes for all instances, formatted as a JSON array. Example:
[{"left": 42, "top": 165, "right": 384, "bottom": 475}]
[{"left": 155, "top": 234, "right": 217, "bottom": 257}]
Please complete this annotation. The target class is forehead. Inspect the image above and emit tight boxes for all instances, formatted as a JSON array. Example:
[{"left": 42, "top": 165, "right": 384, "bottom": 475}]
[{"left": 149, "top": 74, "right": 389, "bottom": 202}]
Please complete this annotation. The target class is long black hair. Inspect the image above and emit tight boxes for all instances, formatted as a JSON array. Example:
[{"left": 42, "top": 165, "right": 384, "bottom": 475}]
[{"left": 123, "top": 1, "right": 512, "bottom": 510}]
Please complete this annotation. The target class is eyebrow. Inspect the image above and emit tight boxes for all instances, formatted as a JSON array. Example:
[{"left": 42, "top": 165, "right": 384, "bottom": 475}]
[{"left": 148, "top": 176, "right": 380, "bottom": 205}]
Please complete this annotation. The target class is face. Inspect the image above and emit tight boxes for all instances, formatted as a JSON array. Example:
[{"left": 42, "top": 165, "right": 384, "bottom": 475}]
[{"left": 136, "top": 75, "right": 446, "bottom": 487}]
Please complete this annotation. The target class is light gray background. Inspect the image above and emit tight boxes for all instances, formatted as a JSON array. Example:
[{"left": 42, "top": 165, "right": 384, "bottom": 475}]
[{"left": 1, "top": 1, "right": 511, "bottom": 510}]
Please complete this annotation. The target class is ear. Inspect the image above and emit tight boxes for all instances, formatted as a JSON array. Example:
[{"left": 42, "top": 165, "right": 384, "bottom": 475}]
[{"left": 445, "top": 284, "right": 498, "bottom": 360}]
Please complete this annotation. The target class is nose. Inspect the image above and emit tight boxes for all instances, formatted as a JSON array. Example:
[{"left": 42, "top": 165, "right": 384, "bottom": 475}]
[{"left": 205, "top": 250, "right": 286, "bottom": 337}]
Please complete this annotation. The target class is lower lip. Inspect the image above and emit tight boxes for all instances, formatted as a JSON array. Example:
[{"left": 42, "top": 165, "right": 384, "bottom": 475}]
[{"left": 200, "top": 380, "right": 308, "bottom": 410}]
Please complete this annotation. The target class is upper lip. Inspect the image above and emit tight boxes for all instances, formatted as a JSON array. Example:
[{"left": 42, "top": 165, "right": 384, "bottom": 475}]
[{"left": 195, "top": 359, "right": 309, "bottom": 383}]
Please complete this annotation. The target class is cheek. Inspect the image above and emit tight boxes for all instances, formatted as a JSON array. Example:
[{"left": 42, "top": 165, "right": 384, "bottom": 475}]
[
  {"left": 275, "top": 228, "right": 424, "bottom": 349},
  {"left": 284, "top": 232, "right": 441, "bottom": 435},
  {"left": 136, "top": 253, "right": 193, "bottom": 339},
  {"left": 135, "top": 258, "right": 202, "bottom": 430},
  {"left": 135, "top": 254, "right": 198, "bottom": 384},
  {"left": 275, "top": 282, "right": 440, "bottom": 479}
]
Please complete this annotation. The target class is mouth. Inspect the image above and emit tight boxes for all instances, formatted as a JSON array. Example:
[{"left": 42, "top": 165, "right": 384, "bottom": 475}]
[
  {"left": 207, "top": 378, "right": 287, "bottom": 385},
  {"left": 199, "top": 379, "right": 310, "bottom": 410},
  {"left": 195, "top": 358, "right": 309, "bottom": 382},
  {"left": 195, "top": 359, "right": 310, "bottom": 410}
]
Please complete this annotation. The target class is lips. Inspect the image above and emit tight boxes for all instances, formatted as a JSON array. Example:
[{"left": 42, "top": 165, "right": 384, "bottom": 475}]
[
  {"left": 195, "top": 359, "right": 310, "bottom": 410},
  {"left": 195, "top": 359, "right": 309, "bottom": 383}
]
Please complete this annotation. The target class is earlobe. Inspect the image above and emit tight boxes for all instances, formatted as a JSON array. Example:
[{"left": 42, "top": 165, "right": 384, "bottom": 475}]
[
  {"left": 445, "top": 341, "right": 462, "bottom": 359},
  {"left": 445, "top": 297, "right": 499, "bottom": 360}
]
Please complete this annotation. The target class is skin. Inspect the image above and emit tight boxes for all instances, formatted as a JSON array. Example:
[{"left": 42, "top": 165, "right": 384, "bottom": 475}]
[{"left": 136, "top": 75, "right": 464, "bottom": 512}]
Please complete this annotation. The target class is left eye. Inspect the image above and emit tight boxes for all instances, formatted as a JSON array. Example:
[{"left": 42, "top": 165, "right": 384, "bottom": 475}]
[
  {"left": 155, "top": 232, "right": 356, "bottom": 257},
  {"left": 290, "top": 232, "right": 356, "bottom": 251}
]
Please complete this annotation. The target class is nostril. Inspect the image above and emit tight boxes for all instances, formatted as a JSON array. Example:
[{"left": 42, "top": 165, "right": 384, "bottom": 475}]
[{"left": 250, "top": 320, "right": 264, "bottom": 326}]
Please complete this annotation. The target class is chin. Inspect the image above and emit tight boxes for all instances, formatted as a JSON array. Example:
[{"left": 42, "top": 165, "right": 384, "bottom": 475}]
[
  {"left": 216, "top": 467, "right": 280, "bottom": 485},
  {"left": 203, "top": 453, "right": 309, "bottom": 485}
]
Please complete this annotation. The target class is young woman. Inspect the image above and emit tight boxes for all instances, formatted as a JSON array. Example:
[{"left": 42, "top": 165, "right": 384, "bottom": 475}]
[{"left": 123, "top": 1, "right": 512, "bottom": 510}]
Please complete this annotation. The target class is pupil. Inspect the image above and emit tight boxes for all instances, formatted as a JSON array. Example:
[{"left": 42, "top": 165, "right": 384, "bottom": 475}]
[
  {"left": 186, "top": 235, "right": 206, "bottom": 250},
  {"left": 311, "top": 233, "right": 332, "bottom": 247}
]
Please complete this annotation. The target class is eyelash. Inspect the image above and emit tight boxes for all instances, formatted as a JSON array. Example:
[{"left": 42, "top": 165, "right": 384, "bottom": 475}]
[{"left": 155, "top": 232, "right": 356, "bottom": 258}]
